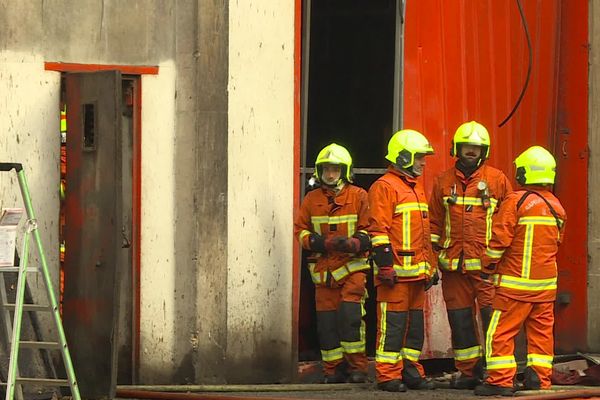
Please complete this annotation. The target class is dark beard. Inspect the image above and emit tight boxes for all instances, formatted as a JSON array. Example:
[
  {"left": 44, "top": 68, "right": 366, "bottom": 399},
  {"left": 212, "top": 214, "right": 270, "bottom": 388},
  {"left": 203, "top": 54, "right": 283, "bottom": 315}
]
[{"left": 456, "top": 158, "right": 480, "bottom": 177}]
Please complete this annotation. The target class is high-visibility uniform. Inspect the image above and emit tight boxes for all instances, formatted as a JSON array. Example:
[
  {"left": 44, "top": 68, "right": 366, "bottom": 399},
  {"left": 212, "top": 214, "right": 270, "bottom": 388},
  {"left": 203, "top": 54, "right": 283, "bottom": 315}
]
[
  {"left": 294, "top": 184, "right": 370, "bottom": 377},
  {"left": 429, "top": 165, "right": 512, "bottom": 377},
  {"left": 481, "top": 187, "right": 566, "bottom": 389},
  {"left": 368, "top": 167, "right": 435, "bottom": 384}
]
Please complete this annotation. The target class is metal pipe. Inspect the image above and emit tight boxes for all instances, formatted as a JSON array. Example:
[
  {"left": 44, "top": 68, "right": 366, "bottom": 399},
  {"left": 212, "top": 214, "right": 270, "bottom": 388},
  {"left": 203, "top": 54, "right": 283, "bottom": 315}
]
[
  {"left": 514, "top": 389, "right": 600, "bottom": 399},
  {"left": 117, "top": 389, "right": 325, "bottom": 400},
  {"left": 117, "top": 383, "right": 367, "bottom": 392}
]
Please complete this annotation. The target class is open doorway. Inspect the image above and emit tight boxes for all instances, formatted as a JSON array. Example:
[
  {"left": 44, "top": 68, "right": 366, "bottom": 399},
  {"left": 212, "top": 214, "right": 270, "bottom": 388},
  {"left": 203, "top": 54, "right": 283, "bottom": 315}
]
[{"left": 299, "top": 0, "right": 402, "bottom": 361}]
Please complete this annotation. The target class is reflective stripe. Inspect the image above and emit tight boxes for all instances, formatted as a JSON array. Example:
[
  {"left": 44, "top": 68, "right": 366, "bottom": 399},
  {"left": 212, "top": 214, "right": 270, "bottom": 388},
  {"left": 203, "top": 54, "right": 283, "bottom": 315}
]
[
  {"left": 331, "top": 265, "right": 349, "bottom": 281},
  {"left": 376, "top": 261, "right": 429, "bottom": 278},
  {"left": 438, "top": 257, "right": 481, "bottom": 271},
  {"left": 341, "top": 339, "right": 366, "bottom": 354},
  {"left": 431, "top": 233, "right": 440, "bottom": 243},
  {"left": 487, "top": 355, "right": 517, "bottom": 370},
  {"left": 454, "top": 345, "right": 482, "bottom": 361},
  {"left": 321, "top": 347, "right": 344, "bottom": 362},
  {"left": 522, "top": 224, "right": 534, "bottom": 278},
  {"left": 394, "top": 202, "right": 428, "bottom": 214},
  {"left": 485, "top": 203, "right": 495, "bottom": 245},
  {"left": 486, "top": 310, "right": 502, "bottom": 358},
  {"left": 464, "top": 258, "right": 482, "bottom": 271},
  {"left": 492, "top": 274, "right": 557, "bottom": 291},
  {"left": 298, "top": 229, "right": 311, "bottom": 242},
  {"left": 311, "top": 214, "right": 358, "bottom": 235},
  {"left": 443, "top": 202, "right": 452, "bottom": 248},
  {"left": 518, "top": 216, "right": 559, "bottom": 226},
  {"left": 402, "top": 211, "right": 412, "bottom": 266},
  {"left": 308, "top": 263, "right": 323, "bottom": 284},
  {"left": 485, "top": 247, "right": 505, "bottom": 259},
  {"left": 376, "top": 350, "right": 401, "bottom": 364},
  {"left": 527, "top": 353, "right": 553, "bottom": 369},
  {"left": 371, "top": 235, "right": 390, "bottom": 246},
  {"left": 346, "top": 258, "right": 370, "bottom": 273},
  {"left": 443, "top": 196, "right": 498, "bottom": 207},
  {"left": 377, "top": 302, "right": 389, "bottom": 357},
  {"left": 401, "top": 347, "right": 421, "bottom": 362}
]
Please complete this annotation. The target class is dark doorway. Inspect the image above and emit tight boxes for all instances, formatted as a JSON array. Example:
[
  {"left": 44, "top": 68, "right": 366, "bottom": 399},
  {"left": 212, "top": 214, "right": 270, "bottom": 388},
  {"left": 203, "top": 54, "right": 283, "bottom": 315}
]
[{"left": 299, "top": 0, "right": 401, "bottom": 362}]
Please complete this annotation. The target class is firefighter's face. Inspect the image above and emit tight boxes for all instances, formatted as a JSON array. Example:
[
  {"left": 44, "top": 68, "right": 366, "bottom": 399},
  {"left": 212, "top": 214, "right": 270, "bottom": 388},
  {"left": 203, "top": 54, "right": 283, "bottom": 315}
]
[
  {"left": 459, "top": 144, "right": 483, "bottom": 166},
  {"left": 411, "top": 154, "right": 427, "bottom": 176},
  {"left": 321, "top": 164, "right": 342, "bottom": 186}
]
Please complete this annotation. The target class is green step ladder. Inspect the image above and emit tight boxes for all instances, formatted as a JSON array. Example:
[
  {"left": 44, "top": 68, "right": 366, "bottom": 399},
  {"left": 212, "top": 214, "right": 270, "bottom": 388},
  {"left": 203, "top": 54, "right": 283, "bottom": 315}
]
[{"left": 0, "top": 163, "right": 80, "bottom": 400}]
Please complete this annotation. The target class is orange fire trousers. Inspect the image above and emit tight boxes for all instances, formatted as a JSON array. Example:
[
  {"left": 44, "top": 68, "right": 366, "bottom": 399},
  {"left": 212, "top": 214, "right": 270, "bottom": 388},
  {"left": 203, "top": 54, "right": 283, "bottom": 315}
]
[
  {"left": 375, "top": 281, "right": 426, "bottom": 383},
  {"left": 485, "top": 296, "right": 554, "bottom": 389},
  {"left": 315, "top": 272, "right": 368, "bottom": 375}
]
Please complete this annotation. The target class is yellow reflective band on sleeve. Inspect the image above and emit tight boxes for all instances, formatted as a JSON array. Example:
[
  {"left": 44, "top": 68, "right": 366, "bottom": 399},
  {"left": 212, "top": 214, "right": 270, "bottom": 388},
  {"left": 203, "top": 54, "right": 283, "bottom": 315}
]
[
  {"left": 299, "top": 230, "right": 311, "bottom": 242},
  {"left": 438, "top": 254, "right": 459, "bottom": 271},
  {"left": 454, "top": 345, "right": 483, "bottom": 361},
  {"left": 392, "top": 262, "right": 430, "bottom": 277},
  {"left": 431, "top": 233, "right": 440, "bottom": 243},
  {"left": 376, "top": 350, "right": 401, "bottom": 364},
  {"left": 321, "top": 347, "right": 344, "bottom": 362},
  {"left": 527, "top": 354, "right": 553, "bottom": 369},
  {"left": 464, "top": 258, "right": 482, "bottom": 271},
  {"left": 518, "top": 216, "right": 558, "bottom": 226},
  {"left": 341, "top": 339, "right": 366, "bottom": 354},
  {"left": 394, "top": 202, "right": 428, "bottom": 214},
  {"left": 485, "top": 247, "right": 505, "bottom": 259},
  {"left": 371, "top": 235, "right": 390, "bottom": 246},
  {"left": 401, "top": 347, "right": 421, "bottom": 362},
  {"left": 486, "top": 355, "right": 517, "bottom": 370},
  {"left": 494, "top": 275, "right": 557, "bottom": 291}
]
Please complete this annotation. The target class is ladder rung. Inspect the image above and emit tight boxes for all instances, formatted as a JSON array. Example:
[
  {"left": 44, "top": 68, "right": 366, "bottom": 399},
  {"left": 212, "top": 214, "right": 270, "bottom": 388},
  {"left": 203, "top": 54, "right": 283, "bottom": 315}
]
[
  {"left": 3, "top": 304, "right": 51, "bottom": 312},
  {"left": 16, "top": 378, "right": 70, "bottom": 386},
  {"left": 19, "top": 341, "right": 61, "bottom": 349},
  {"left": 0, "top": 267, "right": 41, "bottom": 273}
]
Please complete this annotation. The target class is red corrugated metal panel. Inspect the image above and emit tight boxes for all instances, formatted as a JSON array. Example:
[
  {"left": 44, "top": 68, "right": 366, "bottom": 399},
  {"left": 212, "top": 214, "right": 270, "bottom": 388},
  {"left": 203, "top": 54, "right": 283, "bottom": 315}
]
[{"left": 404, "top": 0, "right": 588, "bottom": 352}]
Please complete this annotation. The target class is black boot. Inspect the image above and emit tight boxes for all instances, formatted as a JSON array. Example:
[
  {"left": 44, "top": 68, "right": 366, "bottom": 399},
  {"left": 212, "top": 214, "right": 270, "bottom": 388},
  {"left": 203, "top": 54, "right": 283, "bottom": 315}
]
[
  {"left": 347, "top": 371, "right": 368, "bottom": 383},
  {"left": 523, "top": 366, "right": 541, "bottom": 390},
  {"left": 450, "top": 373, "right": 481, "bottom": 389},
  {"left": 377, "top": 379, "right": 407, "bottom": 392},
  {"left": 323, "top": 362, "right": 348, "bottom": 383},
  {"left": 402, "top": 361, "right": 436, "bottom": 390},
  {"left": 474, "top": 383, "right": 514, "bottom": 396}
]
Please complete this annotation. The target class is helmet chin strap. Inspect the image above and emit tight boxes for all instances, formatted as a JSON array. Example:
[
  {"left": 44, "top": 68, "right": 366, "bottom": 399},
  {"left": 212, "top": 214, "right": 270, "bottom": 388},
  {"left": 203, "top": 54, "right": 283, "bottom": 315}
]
[
  {"left": 393, "top": 163, "right": 418, "bottom": 178},
  {"left": 322, "top": 179, "right": 345, "bottom": 192}
]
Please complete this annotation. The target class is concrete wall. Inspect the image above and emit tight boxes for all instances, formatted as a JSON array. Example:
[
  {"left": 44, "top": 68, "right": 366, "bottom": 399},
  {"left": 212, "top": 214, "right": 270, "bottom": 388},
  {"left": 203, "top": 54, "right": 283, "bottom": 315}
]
[
  {"left": 227, "top": 1, "right": 295, "bottom": 383},
  {"left": 0, "top": 0, "right": 296, "bottom": 384},
  {"left": 588, "top": 0, "right": 600, "bottom": 352}
]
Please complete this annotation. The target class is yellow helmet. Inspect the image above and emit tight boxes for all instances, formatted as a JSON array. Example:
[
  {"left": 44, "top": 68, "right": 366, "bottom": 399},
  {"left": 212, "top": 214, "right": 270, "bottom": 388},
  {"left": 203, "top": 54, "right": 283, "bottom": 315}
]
[
  {"left": 451, "top": 121, "right": 491, "bottom": 160},
  {"left": 514, "top": 146, "right": 556, "bottom": 185},
  {"left": 315, "top": 143, "right": 353, "bottom": 183},
  {"left": 385, "top": 129, "right": 434, "bottom": 168}
]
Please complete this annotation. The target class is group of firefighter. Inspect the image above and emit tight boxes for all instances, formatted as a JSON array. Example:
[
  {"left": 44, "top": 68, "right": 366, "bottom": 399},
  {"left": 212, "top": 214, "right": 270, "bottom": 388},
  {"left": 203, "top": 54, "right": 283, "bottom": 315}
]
[{"left": 294, "top": 121, "right": 566, "bottom": 396}]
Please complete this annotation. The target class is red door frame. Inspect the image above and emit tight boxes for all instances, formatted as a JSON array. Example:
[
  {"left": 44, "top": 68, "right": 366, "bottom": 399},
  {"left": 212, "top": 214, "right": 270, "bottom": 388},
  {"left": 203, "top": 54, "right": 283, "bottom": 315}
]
[{"left": 45, "top": 61, "right": 159, "bottom": 376}]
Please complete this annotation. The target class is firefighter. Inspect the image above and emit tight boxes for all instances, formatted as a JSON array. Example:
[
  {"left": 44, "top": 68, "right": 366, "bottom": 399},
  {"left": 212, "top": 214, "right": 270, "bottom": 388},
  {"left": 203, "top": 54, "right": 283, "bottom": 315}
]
[
  {"left": 429, "top": 121, "right": 512, "bottom": 389},
  {"left": 368, "top": 129, "right": 437, "bottom": 392},
  {"left": 474, "top": 146, "right": 566, "bottom": 396},
  {"left": 294, "top": 143, "right": 371, "bottom": 383}
]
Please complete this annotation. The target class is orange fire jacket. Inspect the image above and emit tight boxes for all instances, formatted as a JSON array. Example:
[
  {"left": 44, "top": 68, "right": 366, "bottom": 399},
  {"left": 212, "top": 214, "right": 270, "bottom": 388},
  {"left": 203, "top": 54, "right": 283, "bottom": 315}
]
[
  {"left": 481, "top": 187, "right": 567, "bottom": 302},
  {"left": 429, "top": 165, "right": 512, "bottom": 272},
  {"left": 368, "top": 167, "right": 434, "bottom": 283},
  {"left": 294, "top": 183, "right": 370, "bottom": 286}
]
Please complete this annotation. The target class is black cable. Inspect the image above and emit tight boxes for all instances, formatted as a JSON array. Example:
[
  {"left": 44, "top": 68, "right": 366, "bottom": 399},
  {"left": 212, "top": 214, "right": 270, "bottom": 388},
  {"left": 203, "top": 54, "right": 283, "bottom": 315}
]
[{"left": 498, "top": 0, "right": 532, "bottom": 127}]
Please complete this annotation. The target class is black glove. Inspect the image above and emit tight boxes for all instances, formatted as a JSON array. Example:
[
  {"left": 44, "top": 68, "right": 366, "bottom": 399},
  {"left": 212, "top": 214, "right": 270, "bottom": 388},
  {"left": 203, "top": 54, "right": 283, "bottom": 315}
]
[
  {"left": 480, "top": 264, "right": 496, "bottom": 280},
  {"left": 372, "top": 245, "right": 394, "bottom": 268},
  {"left": 424, "top": 270, "right": 440, "bottom": 291},
  {"left": 308, "top": 234, "right": 326, "bottom": 252}
]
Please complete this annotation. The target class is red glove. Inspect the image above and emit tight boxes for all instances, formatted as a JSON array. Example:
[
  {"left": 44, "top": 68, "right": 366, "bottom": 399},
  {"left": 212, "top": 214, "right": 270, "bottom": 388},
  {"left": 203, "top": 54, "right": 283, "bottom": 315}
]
[
  {"left": 324, "top": 236, "right": 347, "bottom": 252},
  {"left": 378, "top": 266, "right": 396, "bottom": 287}
]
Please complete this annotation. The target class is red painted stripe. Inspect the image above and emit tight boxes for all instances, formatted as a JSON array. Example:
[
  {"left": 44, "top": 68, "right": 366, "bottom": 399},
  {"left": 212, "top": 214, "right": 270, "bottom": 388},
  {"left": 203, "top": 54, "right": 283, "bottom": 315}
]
[
  {"left": 292, "top": 0, "right": 302, "bottom": 375},
  {"left": 133, "top": 78, "right": 143, "bottom": 379},
  {"left": 45, "top": 62, "right": 159, "bottom": 75}
]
